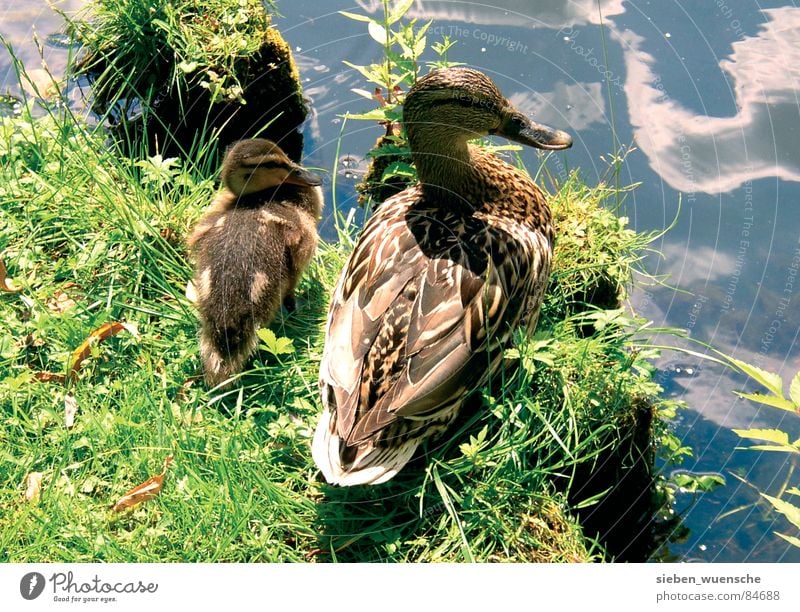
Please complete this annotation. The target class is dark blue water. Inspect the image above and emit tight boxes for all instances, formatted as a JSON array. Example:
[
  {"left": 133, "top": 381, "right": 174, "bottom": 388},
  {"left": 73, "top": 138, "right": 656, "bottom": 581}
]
[{"left": 3, "top": 0, "right": 799, "bottom": 562}]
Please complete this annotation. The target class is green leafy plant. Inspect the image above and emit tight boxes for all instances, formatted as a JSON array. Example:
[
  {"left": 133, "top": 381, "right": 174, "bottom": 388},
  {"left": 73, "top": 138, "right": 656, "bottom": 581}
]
[
  {"left": 256, "top": 328, "right": 295, "bottom": 357},
  {"left": 340, "top": 0, "right": 461, "bottom": 207},
  {"left": 729, "top": 359, "right": 800, "bottom": 548}
]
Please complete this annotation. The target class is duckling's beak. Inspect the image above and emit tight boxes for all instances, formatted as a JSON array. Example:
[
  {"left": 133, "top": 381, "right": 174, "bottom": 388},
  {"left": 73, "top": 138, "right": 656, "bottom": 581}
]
[
  {"left": 285, "top": 166, "right": 323, "bottom": 187},
  {"left": 497, "top": 111, "right": 573, "bottom": 150}
]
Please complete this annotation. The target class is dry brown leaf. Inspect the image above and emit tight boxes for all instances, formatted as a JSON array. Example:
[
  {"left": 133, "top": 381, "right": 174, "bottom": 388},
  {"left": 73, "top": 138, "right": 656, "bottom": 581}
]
[
  {"left": 68, "top": 321, "right": 138, "bottom": 381},
  {"left": 24, "top": 472, "right": 43, "bottom": 503},
  {"left": 64, "top": 394, "right": 78, "bottom": 428},
  {"left": 111, "top": 454, "right": 173, "bottom": 513},
  {"left": 32, "top": 371, "right": 66, "bottom": 384},
  {"left": 0, "top": 257, "right": 21, "bottom": 292},
  {"left": 47, "top": 290, "right": 77, "bottom": 313},
  {"left": 23, "top": 334, "right": 46, "bottom": 349}
]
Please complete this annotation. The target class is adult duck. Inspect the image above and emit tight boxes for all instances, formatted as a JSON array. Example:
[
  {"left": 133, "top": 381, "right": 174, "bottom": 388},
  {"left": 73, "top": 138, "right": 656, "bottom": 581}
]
[{"left": 313, "top": 67, "right": 572, "bottom": 485}]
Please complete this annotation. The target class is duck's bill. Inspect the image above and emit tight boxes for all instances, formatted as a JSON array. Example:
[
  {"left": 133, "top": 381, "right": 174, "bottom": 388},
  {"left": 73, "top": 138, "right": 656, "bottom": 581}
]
[
  {"left": 502, "top": 118, "right": 573, "bottom": 150},
  {"left": 286, "top": 166, "right": 324, "bottom": 187}
]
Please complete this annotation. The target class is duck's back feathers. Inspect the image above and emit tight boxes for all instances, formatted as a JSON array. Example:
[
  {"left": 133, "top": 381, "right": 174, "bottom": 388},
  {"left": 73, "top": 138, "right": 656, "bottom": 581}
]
[{"left": 315, "top": 186, "right": 546, "bottom": 485}]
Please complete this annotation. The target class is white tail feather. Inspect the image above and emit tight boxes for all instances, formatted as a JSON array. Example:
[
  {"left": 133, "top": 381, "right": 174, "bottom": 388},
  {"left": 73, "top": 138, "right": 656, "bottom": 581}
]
[{"left": 311, "top": 406, "right": 418, "bottom": 486}]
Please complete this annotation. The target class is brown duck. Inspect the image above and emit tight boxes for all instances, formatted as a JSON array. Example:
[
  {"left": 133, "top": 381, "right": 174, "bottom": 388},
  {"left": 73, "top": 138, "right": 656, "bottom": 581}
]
[
  {"left": 188, "top": 138, "right": 323, "bottom": 387},
  {"left": 313, "top": 67, "right": 572, "bottom": 485}
]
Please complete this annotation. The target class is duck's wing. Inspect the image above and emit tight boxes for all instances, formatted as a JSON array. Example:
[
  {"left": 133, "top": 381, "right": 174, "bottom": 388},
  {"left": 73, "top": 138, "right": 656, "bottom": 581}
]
[{"left": 320, "top": 200, "right": 518, "bottom": 447}]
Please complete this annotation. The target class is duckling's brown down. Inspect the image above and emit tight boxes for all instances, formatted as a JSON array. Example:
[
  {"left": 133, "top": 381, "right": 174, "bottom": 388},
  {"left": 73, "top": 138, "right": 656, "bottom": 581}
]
[{"left": 188, "top": 139, "right": 323, "bottom": 387}]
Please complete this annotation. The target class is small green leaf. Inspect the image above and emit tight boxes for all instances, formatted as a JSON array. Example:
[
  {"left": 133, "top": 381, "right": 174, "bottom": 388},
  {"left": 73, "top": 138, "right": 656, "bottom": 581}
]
[
  {"left": 414, "top": 35, "right": 427, "bottom": 58},
  {"left": 338, "top": 10, "right": 373, "bottom": 22},
  {"left": 732, "top": 428, "right": 790, "bottom": 446},
  {"left": 178, "top": 61, "right": 198, "bottom": 73},
  {"left": 274, "top": 337, "right": 294, "bottom": 355},
  {"left": 342, "top": 61, "right": 386, "bottom": 87},
  {"left": 368, "top": 21, "right": 390, "bottom": 45},
  {"left": 584, "top": 308, "right": 626, "bottom": 331},
  {"left": 730, "top": 357, "right": 785, "bottom": 396},
  {"left": 775, "top": 533, "right": 800, "bottom": 549},
  {"left": 761, "top": 493, "right": 800, "bottom": 530},
  {"left": 387, "top": 0, "right": 415, "bottom": 24},
  {"left": 343, "top": 109, "right": 392, "bottom": 122},
  {"left": 735, "top": 392, "right": 796, "bottom": 412},
  {"left": 256, "top": 329, "right": 295, "bottom": 356},
  {"left": 737, "top": 445, "right": 798, "bottom": 453},
  {"left": 256, "top": 328, "right": 276, "bottom": 346},
  {"left": 671, "top": 471, "right": 725, "bottom": 493},
  {"left": 790, "top": 371, "right": 800, "bottom": 408},
  {"left": 381, "top": 161, "right": 415, "bottom": 181}
]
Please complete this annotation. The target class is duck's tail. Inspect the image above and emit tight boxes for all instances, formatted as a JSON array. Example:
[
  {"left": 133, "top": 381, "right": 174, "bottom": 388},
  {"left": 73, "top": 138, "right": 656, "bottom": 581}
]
[
  {"left": 311, "top": 405, "right": 419, "bottom": 486},
  {"left": 199, "top": 322, "right": 258, "bottom": 388}
]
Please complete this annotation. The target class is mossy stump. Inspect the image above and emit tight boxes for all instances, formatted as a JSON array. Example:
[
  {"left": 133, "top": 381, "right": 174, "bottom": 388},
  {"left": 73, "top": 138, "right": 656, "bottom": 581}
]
[
  {"left": 76, "top": 8, "right": 307, "bottom": 162},
  {"left": 137, "top": 26, "right": 308, "bottom": 162}
]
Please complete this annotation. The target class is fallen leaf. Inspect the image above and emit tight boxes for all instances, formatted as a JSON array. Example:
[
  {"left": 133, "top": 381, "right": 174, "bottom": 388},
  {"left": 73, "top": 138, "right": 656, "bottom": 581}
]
[
  {"left": 64, "top": 394, "right": 78, "bottom": 428},
  {"left": 24, "top": 472, "right": 43, "bottom": 503},
  {"left": 23, "top": 334, "right": 45, "bottom": 349},
  {"left": 32, "top": 371, "right": 66, "bottom": 384},
  {"left": 176, "top": 378, "right": 196, "bottom": 403},
  {"left": 111, "top": 454, "right": 173, "bottom": 512},
  {"left": 47, "top": 290, "right": 77, "bottom": 313},
  {"left": 0, "top": 257, "right": 21, "bottom": 292},
  {"left": 68, "top": 322, "right": 137, "bottom": 381}
]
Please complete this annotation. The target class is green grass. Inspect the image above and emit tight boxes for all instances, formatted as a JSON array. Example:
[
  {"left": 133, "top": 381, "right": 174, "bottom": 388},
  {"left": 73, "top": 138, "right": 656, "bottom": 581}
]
[{"left": 0, "top": 91, "right": 682, "bottom": 561}]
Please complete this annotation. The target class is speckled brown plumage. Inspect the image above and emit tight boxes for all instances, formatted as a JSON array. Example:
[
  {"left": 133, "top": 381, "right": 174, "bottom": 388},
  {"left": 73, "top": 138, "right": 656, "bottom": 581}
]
[
  {"left": 188, "top": 138, "right": 323, "bottom": 388},
  {"left": 314, "top": 68, "right": 572, "bottom": 485}
]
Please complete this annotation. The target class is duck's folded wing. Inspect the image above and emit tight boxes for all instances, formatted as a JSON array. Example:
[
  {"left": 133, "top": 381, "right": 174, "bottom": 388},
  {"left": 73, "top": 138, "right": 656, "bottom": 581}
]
[
  {"left": 320, "top": 212, "right": 511, "bottom": 446},
  {"left": 358, "top": 256, "right": 509, "bottom": 435}
]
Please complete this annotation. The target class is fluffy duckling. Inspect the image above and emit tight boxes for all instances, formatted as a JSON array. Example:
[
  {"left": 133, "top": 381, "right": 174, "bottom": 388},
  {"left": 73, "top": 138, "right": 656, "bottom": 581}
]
[
  {"left": 188, "top": 138, "right": 323, "bottom": 387},
  {"left": 313, "top": 68, "right": 572, "bottom": 485}
]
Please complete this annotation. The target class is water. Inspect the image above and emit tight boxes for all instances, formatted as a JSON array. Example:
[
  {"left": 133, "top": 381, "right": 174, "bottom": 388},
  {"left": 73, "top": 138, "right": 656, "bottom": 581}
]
[{"left": 2, "top": 0, "right": 799, "bottom": 562}]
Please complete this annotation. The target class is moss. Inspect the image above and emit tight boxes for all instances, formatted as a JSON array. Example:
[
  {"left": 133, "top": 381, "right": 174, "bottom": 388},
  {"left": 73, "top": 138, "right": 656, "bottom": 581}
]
[
  {"left": 543, "top": 175, "right": 644, "bottom": 329},
  {"left": 73, "top": 1, "right": 307, "bottom": 161}
]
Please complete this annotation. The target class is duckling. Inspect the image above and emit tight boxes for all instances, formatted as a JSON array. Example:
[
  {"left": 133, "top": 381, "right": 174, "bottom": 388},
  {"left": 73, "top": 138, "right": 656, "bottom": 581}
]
[
  {"left": 188, "top": 138, "right": 323, "bottom": 388},
  {"left": 313, "top": 68, "right": 572, "bottom": 485}
]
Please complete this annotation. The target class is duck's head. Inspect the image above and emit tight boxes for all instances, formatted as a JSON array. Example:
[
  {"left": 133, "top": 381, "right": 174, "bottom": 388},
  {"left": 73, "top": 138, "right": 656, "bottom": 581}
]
[
  {"left": 222, "top": 138, "right": 322, "bottom": 196},
  {"left": 403, "top": 67, "right": 573, "bottom": 151}
]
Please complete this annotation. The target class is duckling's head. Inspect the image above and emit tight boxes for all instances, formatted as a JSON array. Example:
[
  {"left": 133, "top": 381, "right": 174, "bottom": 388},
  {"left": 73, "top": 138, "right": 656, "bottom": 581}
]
[
  {"left": 403, "top": 67, "right": 573, "bottom": 152},
  {"left": 221, "top": 138, "right": 322, "bottom": 196}
]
